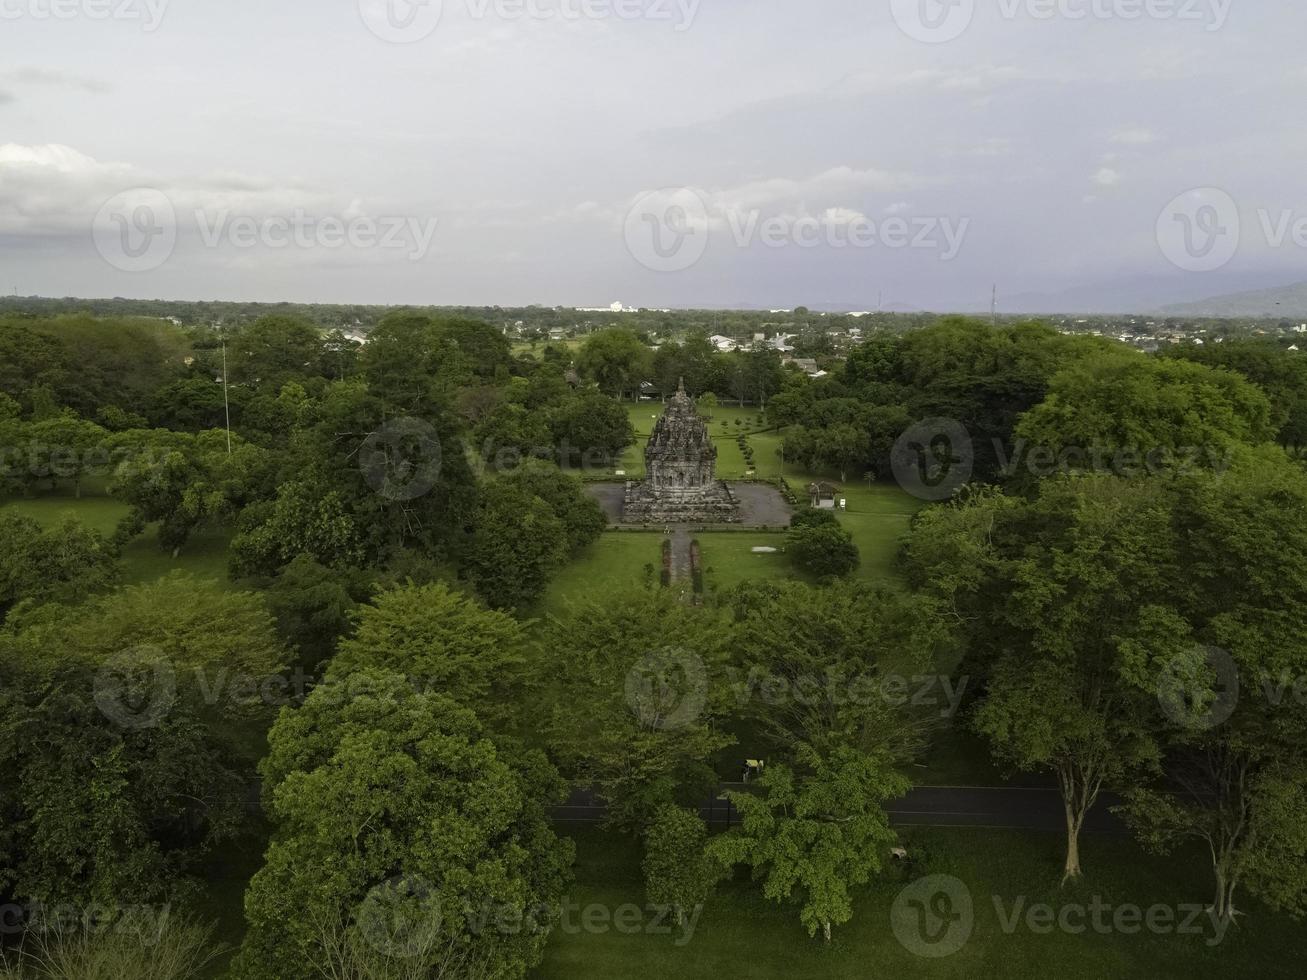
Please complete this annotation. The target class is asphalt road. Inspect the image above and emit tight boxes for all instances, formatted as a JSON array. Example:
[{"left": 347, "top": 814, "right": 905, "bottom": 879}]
[{"left": 552, "top": 785, "right": 1125, "bottom": 834}]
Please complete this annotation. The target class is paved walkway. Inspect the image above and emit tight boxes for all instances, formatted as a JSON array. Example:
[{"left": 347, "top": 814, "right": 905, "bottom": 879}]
[{"left": 668, "top": 528, "right": 692, "bottom": 583}]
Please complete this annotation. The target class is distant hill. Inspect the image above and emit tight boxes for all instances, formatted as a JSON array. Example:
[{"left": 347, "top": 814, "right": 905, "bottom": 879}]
[{"left": 1159, "top": 281, "right": 1307, "bottom": 318}]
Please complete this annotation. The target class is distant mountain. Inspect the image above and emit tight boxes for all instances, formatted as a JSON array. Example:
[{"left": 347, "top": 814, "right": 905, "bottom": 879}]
[
  {"left": 996, "top": 272, "right": 1299, "bottom": 316},
  {"left": 1159, "top": 281, "right": 1307, "bottom": 318}
]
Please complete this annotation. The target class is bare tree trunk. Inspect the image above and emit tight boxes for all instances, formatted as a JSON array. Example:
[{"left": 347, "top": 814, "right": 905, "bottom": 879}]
[
  {"left": 1056, "top": 759, "right": 1101, "bottom": 885},
  {"left": 822, "top": 920, "right": 832, "bottom": 943},
  {"left": 1063, "top": 802, "right": 1083, "bottom": 883}
]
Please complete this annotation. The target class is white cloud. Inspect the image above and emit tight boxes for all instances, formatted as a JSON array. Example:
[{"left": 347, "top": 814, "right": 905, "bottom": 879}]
[
  {"left": 1091, "top": 167, "right": 1122, "bottom": 188},
  {"left": 1110, "top": 127, "right": 1158, "bottom": 145}
]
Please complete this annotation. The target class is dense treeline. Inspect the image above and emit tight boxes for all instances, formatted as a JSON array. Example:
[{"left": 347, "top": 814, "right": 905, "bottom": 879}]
[{"left": 4, "top": 312, "right": 1307, "bottom": 973}]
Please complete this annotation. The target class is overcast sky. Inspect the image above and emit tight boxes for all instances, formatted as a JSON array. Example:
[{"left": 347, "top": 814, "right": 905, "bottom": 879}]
[{"left": 2, "top": 0, "right": 1305, "bottom": 312}]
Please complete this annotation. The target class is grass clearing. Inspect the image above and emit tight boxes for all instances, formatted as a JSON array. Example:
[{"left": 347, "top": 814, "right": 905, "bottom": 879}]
[
  {"left": 1, "top": 492, "right": 235, "bottom": 589},
  {"left": 538, "top": 531, "right": 666, "bottom": 615},
  {"left": 536, "top": 826, "right": 1305, "bottom": 979}
]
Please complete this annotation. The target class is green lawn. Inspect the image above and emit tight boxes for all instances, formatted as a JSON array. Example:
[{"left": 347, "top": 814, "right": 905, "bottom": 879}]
[
  {"left": 536, "top": 827, "right": 1304, "bottom": 979},
  {"left": 697, "top": 532, "right": 793, "bottom": 593},
  {"left": 538, "top": 531, "right": 667, "bottom": 615},
  {"left": 1, "top": 492, "right": 234, "bottom": 589}
]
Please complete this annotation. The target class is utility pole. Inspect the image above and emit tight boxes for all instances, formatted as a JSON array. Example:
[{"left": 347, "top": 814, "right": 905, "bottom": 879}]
[{"left": 221, "top": 335, "right": 232, "bottom": 455}]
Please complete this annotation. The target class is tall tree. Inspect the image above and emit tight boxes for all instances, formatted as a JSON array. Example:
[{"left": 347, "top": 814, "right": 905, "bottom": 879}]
[
  {"left": 233, "top": 673, "right": 573, "bottom": 980},
  {"left": 709, "top": 745, "right": 906, "bottom": 941}
]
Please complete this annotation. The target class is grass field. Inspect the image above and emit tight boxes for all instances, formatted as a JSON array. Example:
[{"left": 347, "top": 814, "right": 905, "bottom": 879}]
[
  {"left": 536, "top": 826, "right": 1305, "bottom": 979},
  {"left": 538, "top": 531, "right": 666, "bottom": 614},
  {"left": 1, "top": 492, "right": 234, "bottom": 588}
]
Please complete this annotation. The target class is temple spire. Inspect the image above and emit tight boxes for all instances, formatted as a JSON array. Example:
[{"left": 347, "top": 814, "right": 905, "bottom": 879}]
[{"left": 677, "top": 377, "right": 686, "bottom": 395}]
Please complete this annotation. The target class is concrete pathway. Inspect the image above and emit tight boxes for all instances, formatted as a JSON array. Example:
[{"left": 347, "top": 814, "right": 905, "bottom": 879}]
[{"left": 668, "top": 528, "right": 692, "bottom": 583}]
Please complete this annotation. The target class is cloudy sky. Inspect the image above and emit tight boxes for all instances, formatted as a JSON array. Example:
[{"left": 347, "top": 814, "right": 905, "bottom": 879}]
[{"left": 2, "top": 0, "right": 1305, "bottom": 312}]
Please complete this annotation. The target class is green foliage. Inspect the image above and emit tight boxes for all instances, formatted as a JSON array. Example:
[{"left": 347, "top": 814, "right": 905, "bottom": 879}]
[
  {"left": 547, "top": 388, "right": 636, "bottom": 465},
  {"left": 330, "top": 581, "right": 526, "bottom": 729},
  {"left": 228, "top": 482, "right": 367, "bottom": 578},
  {"left": 261, "top": 555, "right": 376, "bottom": 670},
  {"left": 709, "top": 746, "right": 907, "bottom": 941},
  {"left": 465, "top": 464, "right": 605, "bottom": 610},
  {"left": 1165, "top": 338, "right": 1307, "bottom": 451},
  {"left": 0, "top": 315, "right": 190, "bottom": 418},
  {"left": 642, "top": 805, "right": 715, "bottom": 928},
  {"left": 537, "top": 591, "right": 736, "bottom": 830},
  {"left": 785, "top": 521, "right": 859, "bottom": 579},
  {"left": 226, "top": 314, "right": 326, "bottom": 390},
  {"left": 0, "top": 576, "right": 285, "bottom": 908},
  {"left": 233, "top": 672, "right": 573, "bottom": 980},
  {"left": 0, "top": 515, "right": 119, "bottom": 623},
  {"left": 0, "top": 916, "right": 224, "bottom": 980},
  {"left": 1014, "top": 352, "right": 1276, "bottom": 479},
  {"left": 112, "top": 429, "right": 273, "bottom": 554},
  {"left": 724, "top": 580, "right": 946, "bottom": 759},
  {"left": 577, "top": 329, "right": 652, "bottom": 399}
]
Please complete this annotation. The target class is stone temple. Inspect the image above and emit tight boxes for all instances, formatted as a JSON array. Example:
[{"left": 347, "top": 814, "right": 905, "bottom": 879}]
[{"left": 623, "top": 380, "right": 740, "bottom": 524}]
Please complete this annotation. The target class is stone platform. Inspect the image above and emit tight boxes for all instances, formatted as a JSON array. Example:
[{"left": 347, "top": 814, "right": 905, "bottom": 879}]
[
  {"left": 622, "top": 480, "right": 741, "bottom": 525},
  {"left": 586, "top": 481, "right": 792, "bottom": 528}
]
